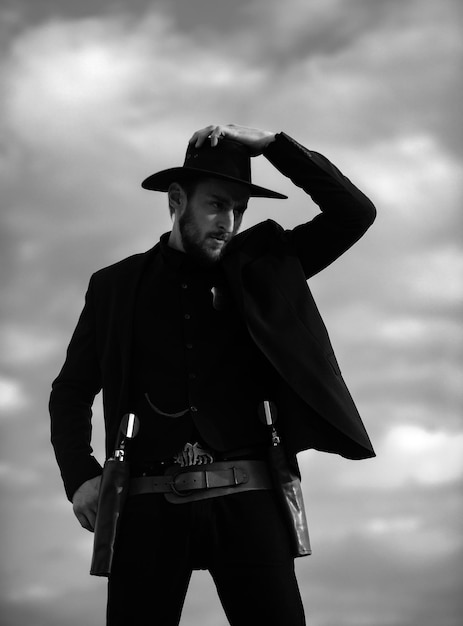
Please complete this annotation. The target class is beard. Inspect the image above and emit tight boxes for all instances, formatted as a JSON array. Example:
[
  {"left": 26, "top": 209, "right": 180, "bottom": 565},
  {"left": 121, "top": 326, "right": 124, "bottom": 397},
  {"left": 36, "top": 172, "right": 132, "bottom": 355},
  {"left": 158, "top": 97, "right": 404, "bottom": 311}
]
[{"left": 178, "top": 205, "right": 231, "bottom": 266}]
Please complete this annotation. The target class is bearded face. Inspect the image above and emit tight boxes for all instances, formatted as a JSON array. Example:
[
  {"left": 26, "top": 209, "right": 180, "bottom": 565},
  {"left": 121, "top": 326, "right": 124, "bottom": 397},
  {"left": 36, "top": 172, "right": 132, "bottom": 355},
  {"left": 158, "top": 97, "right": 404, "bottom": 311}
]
[{"left": 175, "top": 178, "right": 249, "bottom": 265}]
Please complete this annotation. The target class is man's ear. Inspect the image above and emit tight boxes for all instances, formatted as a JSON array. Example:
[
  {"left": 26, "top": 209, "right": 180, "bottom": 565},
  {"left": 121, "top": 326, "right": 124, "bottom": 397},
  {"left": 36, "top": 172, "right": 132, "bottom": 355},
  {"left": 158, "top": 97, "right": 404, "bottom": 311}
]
[{"left": 168, "top": 182, "right": 186, "bottom": 215}]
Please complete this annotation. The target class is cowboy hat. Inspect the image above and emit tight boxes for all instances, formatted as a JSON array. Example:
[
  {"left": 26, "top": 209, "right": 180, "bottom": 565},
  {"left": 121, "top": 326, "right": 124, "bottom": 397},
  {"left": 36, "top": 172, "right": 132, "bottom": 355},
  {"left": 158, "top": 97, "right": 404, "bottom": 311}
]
[{"left": 141, "top": 137, "right": 287, "bottom": 199}]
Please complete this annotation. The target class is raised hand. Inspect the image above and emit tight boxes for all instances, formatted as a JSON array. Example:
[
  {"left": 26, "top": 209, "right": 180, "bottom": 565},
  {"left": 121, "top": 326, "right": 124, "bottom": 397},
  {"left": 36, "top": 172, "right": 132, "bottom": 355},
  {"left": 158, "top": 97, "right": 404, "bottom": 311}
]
[{"left": 189, "top": 123, "right": 276, "bottom": 156}]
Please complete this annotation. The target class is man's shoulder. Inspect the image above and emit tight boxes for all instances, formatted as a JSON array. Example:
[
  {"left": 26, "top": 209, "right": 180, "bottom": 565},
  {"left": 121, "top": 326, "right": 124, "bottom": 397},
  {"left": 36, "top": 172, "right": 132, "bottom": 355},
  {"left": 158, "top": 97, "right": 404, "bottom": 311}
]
[
  {"left": 224, "top": 219, "right": 294, "bottom": 263},
  {"left": 230, "top": 219, "right": 284, "bottom": 252},
  {"left": 91, "top": 245, "right": 159, "bottom": 284}
]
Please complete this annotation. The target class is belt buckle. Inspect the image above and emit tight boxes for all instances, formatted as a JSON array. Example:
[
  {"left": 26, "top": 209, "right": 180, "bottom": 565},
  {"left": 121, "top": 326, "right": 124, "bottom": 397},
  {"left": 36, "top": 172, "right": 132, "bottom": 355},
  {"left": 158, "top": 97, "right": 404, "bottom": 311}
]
[
  {"left": 170, "top": 471, "right": 195, "bottom": 497},
  {"left": 169, "top": 468, "right": 210, "bottom": 497},
  {"left": 173, "top": 442, "right": 214, "bottom": 467}
]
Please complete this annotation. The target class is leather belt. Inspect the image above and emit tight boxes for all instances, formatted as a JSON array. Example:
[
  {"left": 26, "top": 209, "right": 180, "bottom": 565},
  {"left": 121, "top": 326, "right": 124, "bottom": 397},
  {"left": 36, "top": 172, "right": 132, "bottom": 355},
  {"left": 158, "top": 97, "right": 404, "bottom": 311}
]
[{"left": 129, "top": 460, "right": 273, "bottom": 504}]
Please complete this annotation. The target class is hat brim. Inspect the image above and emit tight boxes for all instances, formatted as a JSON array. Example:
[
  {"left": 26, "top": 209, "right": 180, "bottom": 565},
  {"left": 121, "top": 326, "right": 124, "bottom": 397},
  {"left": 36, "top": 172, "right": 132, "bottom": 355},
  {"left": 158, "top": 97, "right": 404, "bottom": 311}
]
[{"left": 141, "top": 167, "right": 288, "bottom": 200}]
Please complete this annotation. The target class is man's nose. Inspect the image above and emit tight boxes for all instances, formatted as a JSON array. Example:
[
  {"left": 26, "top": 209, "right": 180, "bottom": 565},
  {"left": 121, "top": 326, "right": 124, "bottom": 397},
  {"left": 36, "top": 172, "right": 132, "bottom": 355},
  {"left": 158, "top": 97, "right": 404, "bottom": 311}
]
[{"left": 217, "top": 209, "right": 235, "bottom": 232}]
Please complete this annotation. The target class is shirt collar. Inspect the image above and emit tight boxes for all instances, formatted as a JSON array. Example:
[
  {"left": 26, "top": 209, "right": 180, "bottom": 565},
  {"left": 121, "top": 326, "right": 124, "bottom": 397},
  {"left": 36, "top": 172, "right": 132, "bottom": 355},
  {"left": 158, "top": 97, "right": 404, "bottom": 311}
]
[
  {"left": 159, "top": 232, "right": 186, "bottom": 270},
  {"left": 159, "top": 232, "right": 224, "bottom": 283}
]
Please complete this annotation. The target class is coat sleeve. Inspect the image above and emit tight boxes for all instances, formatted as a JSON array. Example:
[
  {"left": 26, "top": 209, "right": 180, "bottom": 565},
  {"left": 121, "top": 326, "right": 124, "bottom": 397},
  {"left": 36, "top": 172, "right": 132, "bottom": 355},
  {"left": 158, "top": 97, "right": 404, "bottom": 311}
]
[
  {"left": 263, "top": 132, "right": 377, "bottom": 278},
  {"left": 49, "top": 274, "right": 103, "bottom": 501}
]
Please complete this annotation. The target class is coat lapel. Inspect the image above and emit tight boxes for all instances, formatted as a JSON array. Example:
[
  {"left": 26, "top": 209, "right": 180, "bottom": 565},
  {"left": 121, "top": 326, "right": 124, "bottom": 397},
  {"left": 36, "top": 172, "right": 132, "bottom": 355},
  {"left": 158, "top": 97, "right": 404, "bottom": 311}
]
[
  {"left": 224, "top": 242, "right": 367, "bottom": 444},
  {"left": 115, "top": 244, "right": 160, "bottom": 412}
]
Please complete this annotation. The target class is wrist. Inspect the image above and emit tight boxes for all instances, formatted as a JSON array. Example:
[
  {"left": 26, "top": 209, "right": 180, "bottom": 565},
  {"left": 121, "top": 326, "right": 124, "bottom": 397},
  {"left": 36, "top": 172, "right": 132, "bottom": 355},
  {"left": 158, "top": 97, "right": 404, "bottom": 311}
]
[{"left": 261, "top": 131, "right": 276, "bottom": 149}]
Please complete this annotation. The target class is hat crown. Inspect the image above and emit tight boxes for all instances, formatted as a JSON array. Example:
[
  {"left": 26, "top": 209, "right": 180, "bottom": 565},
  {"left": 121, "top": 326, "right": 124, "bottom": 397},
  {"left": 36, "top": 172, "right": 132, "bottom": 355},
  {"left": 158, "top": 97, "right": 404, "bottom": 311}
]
[
  {"left": 183, "top": 139, "right": 251, "bottom": 184},
  {"left": 141, "top": 137, "right": 287, "bottom": 199}
]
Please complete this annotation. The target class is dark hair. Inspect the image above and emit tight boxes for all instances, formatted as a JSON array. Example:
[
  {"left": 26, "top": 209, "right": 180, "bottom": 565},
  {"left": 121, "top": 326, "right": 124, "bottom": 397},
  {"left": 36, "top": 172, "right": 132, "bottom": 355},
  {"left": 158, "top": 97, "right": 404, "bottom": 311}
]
[{"left": 168, "top": 174, "right": 206, "bottom": 216}]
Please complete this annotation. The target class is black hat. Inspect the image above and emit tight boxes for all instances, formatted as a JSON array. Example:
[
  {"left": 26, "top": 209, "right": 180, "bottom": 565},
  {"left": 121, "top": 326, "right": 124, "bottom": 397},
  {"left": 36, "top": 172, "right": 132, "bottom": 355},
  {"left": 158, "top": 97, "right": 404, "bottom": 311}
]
[{"left": 141, "top": 138, "right": 287, "bottom": 199}]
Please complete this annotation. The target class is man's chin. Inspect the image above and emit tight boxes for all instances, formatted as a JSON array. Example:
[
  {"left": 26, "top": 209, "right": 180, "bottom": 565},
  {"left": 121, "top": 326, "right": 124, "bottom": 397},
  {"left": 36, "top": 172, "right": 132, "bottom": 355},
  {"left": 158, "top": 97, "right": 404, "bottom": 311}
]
[
  {"left": 201, "top": 248, "right": 224, "bottom": 265},
  {"left": 183, "top": 241, "right": 224, "bottom": 266},
  {"left": 199, "top": 238, "right": 228, "bottom": 262}
]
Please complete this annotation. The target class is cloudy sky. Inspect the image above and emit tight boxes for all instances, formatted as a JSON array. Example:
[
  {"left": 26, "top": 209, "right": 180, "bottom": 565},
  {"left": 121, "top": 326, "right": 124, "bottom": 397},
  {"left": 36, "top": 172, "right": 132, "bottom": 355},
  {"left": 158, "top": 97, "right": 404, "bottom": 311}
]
[{"left": 1, "top": 0, "right": 462, "bottom": 624}]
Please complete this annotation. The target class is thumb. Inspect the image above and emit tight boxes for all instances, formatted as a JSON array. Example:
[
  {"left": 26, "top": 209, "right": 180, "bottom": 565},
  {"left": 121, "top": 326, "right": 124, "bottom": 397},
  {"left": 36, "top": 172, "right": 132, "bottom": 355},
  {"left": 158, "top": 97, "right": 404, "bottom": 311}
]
[{"left": 75, "top": 510, "right": 96, "bottom": 532}]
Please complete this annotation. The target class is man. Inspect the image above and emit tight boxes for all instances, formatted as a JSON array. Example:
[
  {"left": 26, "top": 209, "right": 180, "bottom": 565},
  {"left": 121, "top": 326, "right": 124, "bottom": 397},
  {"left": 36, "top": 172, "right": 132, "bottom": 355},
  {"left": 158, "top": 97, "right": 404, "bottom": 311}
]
[{"left": 50, "top": 123, "right": 376, "bottom": 625}]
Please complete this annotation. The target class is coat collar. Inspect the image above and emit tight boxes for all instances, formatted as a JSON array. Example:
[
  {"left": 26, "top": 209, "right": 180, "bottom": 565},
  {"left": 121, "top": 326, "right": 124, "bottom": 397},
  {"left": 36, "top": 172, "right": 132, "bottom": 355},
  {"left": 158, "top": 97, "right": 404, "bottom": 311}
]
[{"left": 115, "top": 223, "right": 268, "bottom": 369}]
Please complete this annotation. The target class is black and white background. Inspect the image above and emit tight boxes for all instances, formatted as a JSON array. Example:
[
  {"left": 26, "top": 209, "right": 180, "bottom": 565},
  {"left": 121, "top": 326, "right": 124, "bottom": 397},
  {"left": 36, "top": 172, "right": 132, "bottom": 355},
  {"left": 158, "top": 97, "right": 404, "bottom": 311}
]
[{"left": 1, "top": 1, "right": 462, "bottom": 624}]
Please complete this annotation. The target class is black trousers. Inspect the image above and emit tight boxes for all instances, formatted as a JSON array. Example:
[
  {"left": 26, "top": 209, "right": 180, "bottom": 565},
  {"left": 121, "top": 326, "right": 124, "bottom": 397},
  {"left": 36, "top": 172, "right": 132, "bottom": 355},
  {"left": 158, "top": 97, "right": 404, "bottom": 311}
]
[{"left": 107, "top": 489, "right": 306, "bottom": 625}]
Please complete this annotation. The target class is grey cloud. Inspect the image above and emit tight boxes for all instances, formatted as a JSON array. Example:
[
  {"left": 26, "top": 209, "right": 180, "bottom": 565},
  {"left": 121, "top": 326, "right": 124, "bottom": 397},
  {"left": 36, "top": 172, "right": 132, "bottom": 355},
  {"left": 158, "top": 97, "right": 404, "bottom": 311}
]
[{"left": 0, "top": 2, "right": 461, "bottom": 625}]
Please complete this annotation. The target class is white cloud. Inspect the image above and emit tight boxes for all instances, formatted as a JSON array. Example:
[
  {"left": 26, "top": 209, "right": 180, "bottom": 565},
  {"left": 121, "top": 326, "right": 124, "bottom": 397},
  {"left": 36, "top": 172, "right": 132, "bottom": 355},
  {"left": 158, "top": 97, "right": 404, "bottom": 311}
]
[
  {"left": 241, "top": 0, "right": 348, "bottom": 50},
  {"left": 345, "top": 133, "right": 463, "bottom": 216},
  {"left": 3, "top": 14, "right": 164, "bottom": 144},
  {"left": 405, "top": 247, "right": 463, "bottom": 304},
  {"left": 2, "top": 12, "right": 267, "bottom": 160},
  {"left": 0, "top": 375, "right": 28, "bottom": 412},
  {"left": 363, "top": 516, "right": 421, "bottom": 536},
  {"left": 362, "top": 514, "right": 463, "bottom": 559},
  {"left": 0, "top": 462, "right": 40, "bottom": 487},
  {"left": 378, "top": 316, "right": 461, "bottom": 345},
  {"left": 0, "top": 325, "right": 61, "bottom": 366},
  {"left": 338, "top": 424, "right": 463, "bottom": 489},
  {"left": 6, "top": 583, "right": 61, "bottom": 603},
  {"left": 242, "top": 0, "right": 462, "bottom": 170},
  {"left": 319, "top": 300, "right": 461, "bottom": 356},
  {"left": 72, "top": 533, "right": 95, "bottom": 560}
]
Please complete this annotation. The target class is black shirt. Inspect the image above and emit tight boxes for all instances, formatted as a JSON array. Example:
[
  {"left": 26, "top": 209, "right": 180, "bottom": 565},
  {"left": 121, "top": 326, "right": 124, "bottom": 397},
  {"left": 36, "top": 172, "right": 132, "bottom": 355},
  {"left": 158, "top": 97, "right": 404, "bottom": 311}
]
[{"left": 129, "top": 233, "right": 275, "bottom": 463}]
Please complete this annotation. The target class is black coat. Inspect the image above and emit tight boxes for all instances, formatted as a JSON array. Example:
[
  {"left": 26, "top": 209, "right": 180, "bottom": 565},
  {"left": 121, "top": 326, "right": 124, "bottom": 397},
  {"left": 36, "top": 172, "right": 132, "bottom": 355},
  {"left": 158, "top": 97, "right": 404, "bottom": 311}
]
[{"left": 50, "top": 133, "right": 377, "bottom": 500}]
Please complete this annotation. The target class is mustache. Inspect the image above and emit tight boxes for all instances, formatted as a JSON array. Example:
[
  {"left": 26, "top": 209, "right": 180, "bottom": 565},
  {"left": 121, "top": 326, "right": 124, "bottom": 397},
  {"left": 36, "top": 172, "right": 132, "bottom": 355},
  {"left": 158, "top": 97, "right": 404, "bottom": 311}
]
[{"left": 208, "top": 231, "right": 231, "bottom": 241}]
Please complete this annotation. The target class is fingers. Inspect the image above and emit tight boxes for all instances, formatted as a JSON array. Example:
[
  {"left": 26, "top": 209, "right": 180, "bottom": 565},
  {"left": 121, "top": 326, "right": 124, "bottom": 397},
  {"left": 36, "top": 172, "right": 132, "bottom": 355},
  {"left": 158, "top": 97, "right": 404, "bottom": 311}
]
[
  {"left": 74, "top": 505, "right": 97, "bottom": 532},
  {"left": 187, "top": 124, "right": 273, "bottom": 155},
  {"left": 72, "top": 475, "right": 101, "bottom": 532},
  {"left": 189, "top": 125, "right": 216, "bottom": 148},
  {"left": 189, "top": 124, "right": 232, "bottom": 148},
  {"left": 209, "top": 125, "right": 225, "bottom": 147}
]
